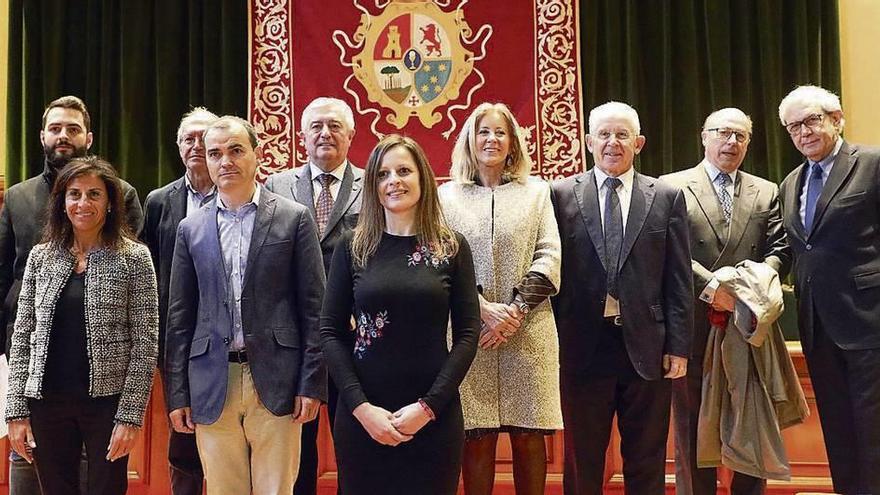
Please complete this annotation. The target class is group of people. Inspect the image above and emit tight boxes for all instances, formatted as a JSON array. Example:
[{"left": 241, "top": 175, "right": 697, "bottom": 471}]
[{"left": 0, "top": 82, "right": 875, "bottom": 495}]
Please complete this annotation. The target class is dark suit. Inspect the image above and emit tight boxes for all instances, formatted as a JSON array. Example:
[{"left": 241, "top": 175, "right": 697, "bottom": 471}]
[
  {"left": 661, "top": 163, "right": 790, "bottom": 495},
  {"left": 551, "top": 169, "right": 693, "bottom": 495},
  {"left": 140, "top": 177, "right": 204, "bottom": 495},
  {"left": 264, "top": 162, "right": 362, "bottom": 495},
  {"left": 166, "top": 188, "right": 327, "bottom": 422},
  {"left": 779, "top": 141, "right": 880, "bottom": 494}
]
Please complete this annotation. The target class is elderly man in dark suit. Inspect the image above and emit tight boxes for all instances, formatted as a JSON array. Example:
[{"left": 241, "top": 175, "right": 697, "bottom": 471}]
[
  {"left": 140, "top": 107, "right": 217, "bottom": 495},
  {"left": 777, "top": 85, "right": 880, "bottom": 495},
  {"left": 551, "top": 101, "right": 693, "bottom": 495},
  {"left": 661, "top": 108, "right": 790, "bottom": 495},
  {"left": 0, "top": 95, "right": 142, "bottom": 495},
  {"left": 166, "top": 116, "right": 326, "bottom": 494},
  {"left": 264, "top": 96, "right": 363, "bottom": 495}
]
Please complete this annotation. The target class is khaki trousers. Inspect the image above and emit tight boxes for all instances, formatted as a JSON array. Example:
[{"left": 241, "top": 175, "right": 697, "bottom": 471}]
[{"left": 196, "top": 362, "right": 302, "bottom": 495}]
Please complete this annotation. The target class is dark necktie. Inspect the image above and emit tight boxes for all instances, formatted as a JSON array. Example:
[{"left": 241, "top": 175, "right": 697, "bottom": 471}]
[
  {"left": 715, "top": 173, "right": 733, "bottom": 222},
  {"left": 603, "top": 177, "right": 623, "bottom": 298},
  {"left": 804, "top": 163, "right": 824, "bottom": 233},
  {"left": 315, "top": 173, "right": 336, "bottom": 236}
]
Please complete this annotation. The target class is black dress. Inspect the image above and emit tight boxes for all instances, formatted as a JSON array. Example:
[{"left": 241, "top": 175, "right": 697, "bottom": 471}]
[{"left": 321, "top": 232, "right": 480, "bottom": 495}]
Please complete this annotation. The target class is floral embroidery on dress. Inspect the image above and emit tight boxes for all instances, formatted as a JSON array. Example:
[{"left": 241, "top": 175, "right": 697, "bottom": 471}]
[
  {"left": 407, "top": 242, "right": 450, "bottom": 268},
  {"left": 353, "top": 310, "right": 390, "bottom": 359}
]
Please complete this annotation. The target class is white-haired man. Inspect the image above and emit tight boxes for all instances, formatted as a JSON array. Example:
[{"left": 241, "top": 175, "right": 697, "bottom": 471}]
[
  {"left": 141, "top": 107, "right": 218, "bottom": 495},
  {"left": 551, "top": 101, "right": 693, "bottom": 494},
  {"left": 778, "top": 85, "right": 880, "bottom": 494},
  {"left": 264, "top": 97, "right": 364, "bottom": 495},
  {"left": 662, "top": 108, "right": 798, "bottom": 495}
]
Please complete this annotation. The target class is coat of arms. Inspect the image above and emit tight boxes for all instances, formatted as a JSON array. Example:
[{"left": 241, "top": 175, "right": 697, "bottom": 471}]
[{"left": 334, "top": 1, "right": 492, "bottom": 137}]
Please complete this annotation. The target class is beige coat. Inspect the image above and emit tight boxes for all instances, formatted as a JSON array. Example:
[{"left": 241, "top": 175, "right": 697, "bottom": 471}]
[
  {"left": 439, "top": 177, "right": 563, "bottom": 430},
  {"left": 697, "top": 260, "right": 809, "bottom": 480}
]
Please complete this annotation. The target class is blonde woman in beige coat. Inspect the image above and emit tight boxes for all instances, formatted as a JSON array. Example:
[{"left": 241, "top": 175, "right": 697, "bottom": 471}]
[{"left": 438, "top": 102, "right": 562, "bottom": 495}]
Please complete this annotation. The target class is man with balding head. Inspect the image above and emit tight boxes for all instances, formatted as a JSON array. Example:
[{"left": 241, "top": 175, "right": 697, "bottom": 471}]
[
  {"left": 778, "top": 85, "right": 880, "bottom": 494},
  {"left": 165, "top": 116, "right": 326, "bottom": 494},
  {"left": 141, "top": 107, "right": 218, "bottom": 494},
  {"left": 265, "top": 97, "right": 363, "bottom": 495},
  {"left": 662, "top": 108, "right": 792, "bottom": 494},
  {"left": 551, "top": 101, "right": 693, "bottom": 494}
]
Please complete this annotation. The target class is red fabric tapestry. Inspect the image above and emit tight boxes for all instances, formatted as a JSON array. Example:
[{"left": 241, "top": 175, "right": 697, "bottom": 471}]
[{"left": 249, "top": 0, "right": 586, "bottom": 180}]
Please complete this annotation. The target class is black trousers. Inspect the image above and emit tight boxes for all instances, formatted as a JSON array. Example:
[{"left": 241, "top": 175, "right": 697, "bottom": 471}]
[
  {"left": 561, "top": 322, "right": 672, "bottom": 495},
  {"left": 804, "top": 318, "right": 880, "bottom": 495},
  {"left": 294, "top": 378, "right": 339, "bottom": 495},
  {"left": 168, "top": 430, "right": 203, "bottom": 495},
  {"left": 29, "top": 395, "right": 127, "bottom": 495},
  {"left": 671, "top": 361, "right": 765, "bottom": 495}
]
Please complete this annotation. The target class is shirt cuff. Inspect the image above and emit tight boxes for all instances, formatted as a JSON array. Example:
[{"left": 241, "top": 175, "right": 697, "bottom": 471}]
[{"left": 699, "top": 277, "right": 720, "bottom": 304}]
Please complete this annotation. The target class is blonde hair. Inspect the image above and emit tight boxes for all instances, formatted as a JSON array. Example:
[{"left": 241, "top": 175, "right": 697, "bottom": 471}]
[
  {"left": 351, "top": 135, "right": 458, "bottom": 267},
  {"left": 449, "top": 102, "right": 532, "bottom": 185}
]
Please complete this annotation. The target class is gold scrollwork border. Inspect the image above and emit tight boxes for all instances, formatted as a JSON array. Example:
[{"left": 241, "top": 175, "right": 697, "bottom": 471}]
[
  {"left": 535, "top": 0, "right": 586, "bottom": 179},
  {"left": 249, "top": 0, "right": 295, "bottom": 180}
]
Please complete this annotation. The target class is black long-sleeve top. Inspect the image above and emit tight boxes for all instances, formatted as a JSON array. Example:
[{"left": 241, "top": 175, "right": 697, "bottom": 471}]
[{"left": 320, "top": 232, "right": 480, "bottom": 417}]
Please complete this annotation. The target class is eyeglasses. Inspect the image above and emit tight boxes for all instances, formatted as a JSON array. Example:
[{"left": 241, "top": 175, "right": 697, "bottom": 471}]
[
  {"left": 593, "top": 130, "right": 632, "bottom": 142},
  {"left": 784, "top": 113, "right": 825, "bottom": 135},
  {"left": 706, "top": 128, "right": 750, "bottom": 143}
]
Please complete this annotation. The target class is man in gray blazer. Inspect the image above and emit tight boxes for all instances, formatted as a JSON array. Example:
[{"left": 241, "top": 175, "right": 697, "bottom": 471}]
[
  {"left": 264, "top": 97, "right": 363, "bottom": 495},
  {"left": 778, "top": 85, "right": 880, "bottom": 494},
  {"left": 166, "top": 116, "right": 326, "bottom": 494},
  {"left": 661, "top": 108, "right": 790, "bottom": 495},
  {"left": 141, "top": 107, "right": 217, "bottom": 495},
  {"left": 0, "top": 95, "right": 143, "bottom": 495}
]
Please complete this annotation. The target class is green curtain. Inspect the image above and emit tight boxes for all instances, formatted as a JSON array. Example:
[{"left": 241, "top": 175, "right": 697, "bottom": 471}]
[
  {"left": 5, "top": 0, "right": 248, "bottom": 195},
  {"left": 580, "top": 0, "right": 841, "bottom": 183}
]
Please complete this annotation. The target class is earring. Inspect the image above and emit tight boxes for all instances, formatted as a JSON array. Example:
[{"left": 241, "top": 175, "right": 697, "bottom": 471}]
[{"left": 107, "top": 207, "right": 111, "bottom": 213}]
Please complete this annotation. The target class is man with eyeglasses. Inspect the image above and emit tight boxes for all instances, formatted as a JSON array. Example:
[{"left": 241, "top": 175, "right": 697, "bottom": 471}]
[
  {"left": 777, "top": 85, "right": 880, "bottom": 494},
  {"left": 661, "top": 108, "right": 796, "bottom": 495},
  {"left": 551, "top": 101, "right": 693, "bottom": 494}
]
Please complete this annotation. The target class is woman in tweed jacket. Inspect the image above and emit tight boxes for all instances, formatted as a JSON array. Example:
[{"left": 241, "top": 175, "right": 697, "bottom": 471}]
[
  {"left": 438, "top": 103, "right": 562, "bottom": 495},
  {"left": 5, "top": 157, "right": 158, "bottom": 494}
]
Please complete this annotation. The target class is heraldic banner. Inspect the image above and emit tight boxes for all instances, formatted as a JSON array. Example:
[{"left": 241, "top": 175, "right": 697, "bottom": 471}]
[{"left": 249, "top": 0, "right": 585, "bottom": 180}]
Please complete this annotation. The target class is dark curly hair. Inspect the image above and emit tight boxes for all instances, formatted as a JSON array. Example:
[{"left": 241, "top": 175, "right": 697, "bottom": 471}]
[{"left": 42, "top": 155, "right": 133, "bottom": 250}]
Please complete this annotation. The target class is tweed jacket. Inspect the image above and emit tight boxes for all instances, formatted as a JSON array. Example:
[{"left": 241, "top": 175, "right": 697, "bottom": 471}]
[
  {"left": 5, "top": 238, "right": 159, "bottom": 426},
  {"left": 438, "top": 177, "right": 563, "bottom": 430}
]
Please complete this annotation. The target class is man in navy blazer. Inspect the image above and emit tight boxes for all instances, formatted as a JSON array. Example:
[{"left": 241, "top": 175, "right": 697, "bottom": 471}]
[
  {"left": 551, "top": 101, "right": 693, "bottom": 495},
  {"left": 166, "top": 116, "right": 326, "bottom": 494},
  {"left": 141, "top": 107, "right": 217, "bottom": 495},
  {"left": 778, "top": 85, "right": 880, "bottom": 494}
]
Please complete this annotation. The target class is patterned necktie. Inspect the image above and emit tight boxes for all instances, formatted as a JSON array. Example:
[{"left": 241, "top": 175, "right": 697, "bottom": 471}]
[
  {"left": 315, "top": 173, "right": 336, "bottom": 236},
  {"left": 716, "top": 173, "right": 733, "bottom": 222},
  {"left": 804, "top": 163, "right": 824, "bottom": 233},
  {"left": 603, "top": 177, "right": 623, "bottom": 298}
]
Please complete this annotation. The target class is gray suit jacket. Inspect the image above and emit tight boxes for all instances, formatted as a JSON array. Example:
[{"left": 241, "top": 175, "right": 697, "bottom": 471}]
[
  {"left": 661, "top": 163, "right": 790, "bottom": 359},
  {"left": 165, "top": 189, "right": 327, "bottom": 424},
  {"left": 264, "top": 162, "right": 363, "bottom": 273}
]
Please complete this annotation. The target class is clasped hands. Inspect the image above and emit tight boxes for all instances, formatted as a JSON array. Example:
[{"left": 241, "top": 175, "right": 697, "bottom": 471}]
[
  {"left": 353, "top": 401, "right": 433, "bottom": 447},
  {"left": 479, "top": 299, "right": 526, "bottom": 349}
]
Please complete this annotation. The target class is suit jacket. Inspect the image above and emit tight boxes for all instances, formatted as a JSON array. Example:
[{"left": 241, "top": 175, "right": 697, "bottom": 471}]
[
  {"left": 140, "top": 176, "right": 190, "bottom": 368},
  {"left": 5, "top": 239, "right": 158, "bottom": 425},
  {"left": 264, "top": 162, "right": 364, "bottom": 273},
  {"left": 0, "top": 164, "right": 143, "bottom": 354},
  {"left": 779, "top": 141, "right": 880, "bottom": 351},
  {"left": 660, "top": 163, "right": 790, "bottom": 358},
  {"left": 165, "top": 189, "right": 327, "bottom": 424},
  {"left": 551, "top": 169, "right": 694, "bottom": 380}
]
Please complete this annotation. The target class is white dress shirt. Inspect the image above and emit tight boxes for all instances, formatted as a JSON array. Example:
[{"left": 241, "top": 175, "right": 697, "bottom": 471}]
[{"left": 309, "top": 161, "right": 348, "bottom": 206}]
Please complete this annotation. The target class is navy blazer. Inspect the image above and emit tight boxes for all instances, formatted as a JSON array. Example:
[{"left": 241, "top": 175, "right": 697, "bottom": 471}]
[
  {"left": 551, "top": 169, "right": 694, "bottom": 380},
  {"left": 779, "top": 141, "right": 880, "bottom": 351},
  {"left": 165, "top": 188, "right": 327, "bottom": 424}
]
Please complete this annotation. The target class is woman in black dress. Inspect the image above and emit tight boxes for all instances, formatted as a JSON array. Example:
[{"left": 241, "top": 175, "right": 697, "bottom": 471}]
[{"left": 321, "top": 135, "right": 480, "bottom": 494}]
